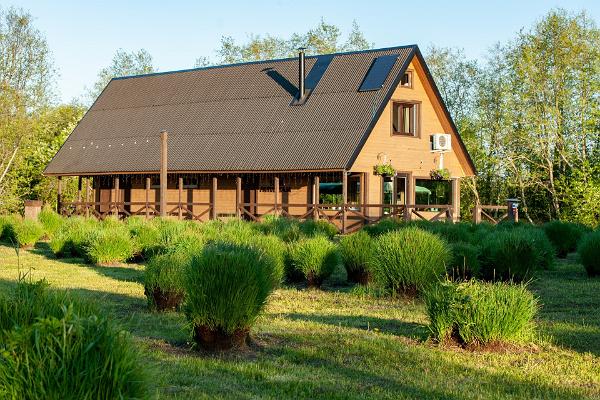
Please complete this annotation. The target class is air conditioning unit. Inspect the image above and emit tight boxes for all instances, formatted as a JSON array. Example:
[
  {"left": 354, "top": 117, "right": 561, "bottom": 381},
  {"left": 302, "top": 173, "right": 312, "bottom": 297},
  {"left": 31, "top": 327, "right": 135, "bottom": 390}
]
[{"left": 431, "top": 133, "right": 452, "bottom": 151}]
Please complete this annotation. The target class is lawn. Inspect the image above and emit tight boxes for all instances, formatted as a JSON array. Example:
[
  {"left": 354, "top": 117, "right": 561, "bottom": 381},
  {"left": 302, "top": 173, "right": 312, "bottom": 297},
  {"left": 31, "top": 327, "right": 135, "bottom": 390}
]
[{"left": 0, "top": 243, "right": 598, "bottom": 399}]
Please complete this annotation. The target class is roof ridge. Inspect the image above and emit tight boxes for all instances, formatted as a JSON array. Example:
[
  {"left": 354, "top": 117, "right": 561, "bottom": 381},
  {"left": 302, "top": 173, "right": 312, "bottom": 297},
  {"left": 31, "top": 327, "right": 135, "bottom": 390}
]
[{"left": 112, "top": 44, "right": 418, "bottom": 82}]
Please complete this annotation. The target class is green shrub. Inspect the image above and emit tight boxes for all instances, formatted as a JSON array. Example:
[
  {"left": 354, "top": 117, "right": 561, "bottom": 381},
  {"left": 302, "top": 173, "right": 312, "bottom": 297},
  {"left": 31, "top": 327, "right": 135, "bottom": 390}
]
[
  {"left": 231, "top": 234, "right": 286, "bottom": 288},
  {"left": 362, "top": 218, "right": 404, "bottom": 237},
  {"left": 83, "top": 226, "right": 134, "bottom": 265},
  {"left": 543, "top": 220, "right": 586, "bottom": 258},
  {"left": 478, "top": 229, "right": 545, "bottom": 282},
  {"left": 426, "top": 222, "right": 473, "bottom": 245},
  {"left": 447, "top": 242, "right": 480, "bottom": 280},
  {"left": 522, "top": 227, "right": 555, "bottom": 270},
  {"left": 144, "top": 252, "right": 189, "bottom": 310},
  {"left": 0, "top": 280, "right": 145, "bottom": 399},
  {"left": 299, "top": 219, "right": 338, "bottom": 239},
  {"left": 49, "top": 217, "right": 97, "bottom": 258},
  {"left": 37, "top": 206, "right": 64, "bottom": 238},
  {"left": 13, "top": 219, "right": 44, "bottom": 248},
  {"left": 372, "top": 227, "right": 451, "bottom": 296},
  {"left": 339, "top": 231, "right": 374, "bottom": 284},
  {"left": 287, "top": 236, "right": 340, "bottom": 287},
  {"left": 578, "top": 230, "right": 600, "bottom": 277},
  {"left": 424, "top": 280, "right": 538, "bottom": 346},
  {"left": 184, "top": 242, "right": 275, "bottom": 350},
  {"left": 258, "top": 216, "right": 302, "bottom": 242},
  {"left": 0, "top": 214, "right": 21, "bottom": 243}
]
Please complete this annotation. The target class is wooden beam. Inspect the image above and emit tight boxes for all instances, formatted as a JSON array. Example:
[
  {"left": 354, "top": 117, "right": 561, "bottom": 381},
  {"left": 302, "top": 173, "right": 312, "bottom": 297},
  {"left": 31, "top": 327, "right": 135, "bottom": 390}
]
[
  {"left": 236, "top": 176, "right": 242, "bottom": 219},
  {"left": 210, "top": 176, "right": 217, "bottom": 220},
  {"left": 160, "top": 130, "right": 168, "bottom": 217},
  {"left": 451, "top": 178, "right": 460, "bottom": 223},
  {"left": 274, "top": 176, "right": 279, "bottom": 216},
  {"left": 145, "top": 177, "right": 151, "bottom": 219},
  {"left": 363, "top": 172, "right": 369, "bottom": 218},
  {"left": 313, "top": 175, "right": 320, "bottom": 220},
  {"left": 342, "top": 170, "right": 348, "bottom": 234},
  {"left": 113, "top": 176, "right": 120, "bottom": 216},
  {"left": 56, "top": 176, "right": 62, "bottom": 214},
  {"left": 178, "top": 176, "right": 183, "bottom": 220},
  {"left": 85, "top": 177, "right": 90, "bottom": 217},
  {"left": 77, "top": 176, "right": 82, "bottom": 213}
]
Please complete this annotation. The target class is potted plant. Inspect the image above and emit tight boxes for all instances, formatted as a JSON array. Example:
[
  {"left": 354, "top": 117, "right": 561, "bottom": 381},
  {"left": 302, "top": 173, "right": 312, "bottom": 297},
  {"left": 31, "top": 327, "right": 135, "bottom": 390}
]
[
  {"left": 430, "top": 168, "right": 450, "bottom": 181},
  {"left": 373, "top": 163, "right": 396, "bottom": 177}
]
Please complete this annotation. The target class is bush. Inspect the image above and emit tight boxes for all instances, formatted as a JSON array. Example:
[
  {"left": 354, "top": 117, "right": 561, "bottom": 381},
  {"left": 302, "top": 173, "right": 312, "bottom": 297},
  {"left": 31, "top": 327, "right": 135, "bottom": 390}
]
[
  {"left": 578, "top": 230, "right": 600, "bottom": 277},
  {"left": 426, "top": 222, "right": 474, "bottom": 245},
  {"left": 299, "top": 219, "right": 338, "bottom": 239},
  {"left": 372, "top": 227, "right": 451, "bottom": 296},
  {"left": 447, "top": 242, "right": 480, "bottom": 280},
  {"left": 0, "top": 280, "right": 145, "bottom": 399},
  {"left": 184, "top": 242, "right": 275, "bottom": 350},
  {"left": 287, "top": 236, "right": 340, "bottom": 287},
  {"left": 37, "top": 206, "right": 64, "bottom": 238},
  {"left": 83, "top": 226, "right": 134, "bottom": 265},
  {"left": 12, "top": 219, "right": 44, "bottom": 248},
  {"left": 339, "top": 231, "right": 374, "bottom": 284},
  {"left": 231, "top": 234, "right": 286, "bottom": 288},
  {"left": 144, "top": 252, "right": 189, "bottom": 310},
  {"left": 0, "top": 214, "right": 21, "bottom": 243},
  {"left": 424, "top": 280, "right": 538, "bottom": 346},
  {"left": 543, "top": 220, "right": 586, "bottom": 258},
  {"left": 49, "top": 217, "right": 97, "bottom": 258},
  {"left": 362, "top": 218, "right": 404, "bottom": 237},
  {"left": 257, "top": 216, "right": 301, "bottom": 242},
  {"left": 478, "top": 229, "right": 547, "bottom": 282}
]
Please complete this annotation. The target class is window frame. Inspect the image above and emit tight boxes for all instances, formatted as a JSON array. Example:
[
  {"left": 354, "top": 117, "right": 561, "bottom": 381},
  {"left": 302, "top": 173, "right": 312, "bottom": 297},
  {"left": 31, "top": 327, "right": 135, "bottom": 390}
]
[
  {"left": 391, "top": 100, "right": 421, "bottom": 137},
  {"left": 400, "top": 70, "right": 413, "bottom": 88}
]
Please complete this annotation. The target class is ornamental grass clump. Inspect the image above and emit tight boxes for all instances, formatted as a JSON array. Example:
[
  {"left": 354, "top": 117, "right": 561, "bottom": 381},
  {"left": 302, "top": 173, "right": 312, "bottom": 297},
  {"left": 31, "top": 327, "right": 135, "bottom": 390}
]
[
  {"left": 577, "top": 230, "right": 600, "bottom": 277},
  {"left": 12, "top": 219, "right": 44, "bottom": 248},
  {"left": 0, "top": 214, "right": 21, "bottom": 243},
  {"left": 299, "top": 219, "right": 338, "bottom": 239},
  {"left": 37, "top": 206, "right": 64, "bottom": 239},
  {"left": 372, "top": 227, "right": 451, "bottom": 296},
  {"left": 83, "top": 226, "right": 134, "bottom": 265},
  {"left": 447, "top": 242, "right": 480, "bottom": 280},
  {"left": 258, "top": 216, "right": 302, "bottom": 242},
  {"left": 144, "top": 252, "right": 190, "bottom": 310},
  {"left": 543, "top": 220, "right": 587, "bottom": 258},
  {"left": 424, "top": 280, "right": 538, "bottom": 347},
  {"left": 287, "top": 236, "right": 341, "bottom": 288},
  {"left": 229, "top": 234, "right": 286, "bottom": 288},
  {"left": 339, "top": 230, "right": 374, "bottom": 284},
  {"left": 478, "top": 229, "right": 546, "bottom": 282},
  {"left": 362, "top": 217, "right": 405, "bottom": 237},
  {"left": 426, "top": 222, "right": 474, "bottom": 245},
  {"left": 0, "top": 280, "right": 145, "bottom": 399},
  {"left": 49, "top": 217, "right": 98, "bottom": 258},
  {"left": 184, "top": 242, "right": 276, "bottom": 350}
]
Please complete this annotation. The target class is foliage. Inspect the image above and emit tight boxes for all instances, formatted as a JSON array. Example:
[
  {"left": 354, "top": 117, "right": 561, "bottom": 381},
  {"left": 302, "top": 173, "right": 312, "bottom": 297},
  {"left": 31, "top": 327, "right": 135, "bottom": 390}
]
[
  {"left": 0, "top": 214, "right": 20, "bottom": 243},
  {"left": 362, "top": 218, "right": 405, "bottom": 237},
  {"left": 49, "top": 217, "right": 97, "bottom": 258},
  {"left": 83, "top": 225, "right": 134, "bottom": 265},
  {"left": 578, "top": 230, "right": 600, "bottom": 277},
  {"left": 447, "top": 242, "right": 480, "bottom": 280},
  {"left": 373, "top": 163, "right": 396, "bottom": 177},
  {"left": 37, "top": 206, "right": 63, "bottom": 238},
  {"left": 12, "top": 218, "right": 44, "bottom": 248},
  {"left": 287, "top": 236, "right": 340, "bottom": 287},
  {"left": 299, "top": 219, "right": 338, "bottom": 239},
  {"left": 144, "top": 252, "right": 190, "bottom": 309},
  {"left": 257, "top": 216, "right": 301, "bottom": 242},
  {"left": 319, "top": 193, "right": 343, "bottom": 205},
  {"left": 542, "top": 220, "right": 587, "bottom": 258},
  {"left": 0, "top": 280, "right": 145, "bottom": 399},
  {"left": 372, "top": 227, "right": 451, "bottom": 295},
  {"left": 339, "top": 230, "right": 374, "bottom": 284},
  {"left": 429, "top": 168, "right": 451, "bottom": 181},
  {"left": 184, "top": 242, "right": 275, "bottom": 335},
  {"left": 424, "top": 280, "right": 538, "bottom": 346}
]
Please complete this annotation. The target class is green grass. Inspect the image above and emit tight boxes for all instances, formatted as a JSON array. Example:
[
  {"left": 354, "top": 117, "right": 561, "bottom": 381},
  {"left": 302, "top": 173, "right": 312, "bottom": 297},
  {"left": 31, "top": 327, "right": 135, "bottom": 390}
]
[{"left": 0, "top": 243, "right": 598, "bottom": 399}]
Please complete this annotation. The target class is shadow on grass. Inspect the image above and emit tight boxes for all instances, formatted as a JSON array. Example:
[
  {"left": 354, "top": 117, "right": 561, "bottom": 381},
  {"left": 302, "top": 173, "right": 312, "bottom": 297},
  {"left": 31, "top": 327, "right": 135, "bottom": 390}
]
[
  {"left": 283, "top": 312, "right": 429, "bottom": 341},
  {"left": 81, "top": 264, "right": 145, "bottom": 285}
]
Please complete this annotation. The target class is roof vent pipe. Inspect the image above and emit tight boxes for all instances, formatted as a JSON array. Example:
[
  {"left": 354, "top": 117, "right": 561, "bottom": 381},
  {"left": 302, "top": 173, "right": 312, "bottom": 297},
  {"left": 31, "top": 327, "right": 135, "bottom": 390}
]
[{"left": 298, "top": 47, "right": 306, "bottom": 100}]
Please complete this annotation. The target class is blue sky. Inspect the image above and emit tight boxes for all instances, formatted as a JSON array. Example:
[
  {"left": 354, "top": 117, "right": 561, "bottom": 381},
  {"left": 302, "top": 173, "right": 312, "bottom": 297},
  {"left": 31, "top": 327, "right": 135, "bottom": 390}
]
[{"left": 9, "top": 0, "right": 599, "bottom": 103}]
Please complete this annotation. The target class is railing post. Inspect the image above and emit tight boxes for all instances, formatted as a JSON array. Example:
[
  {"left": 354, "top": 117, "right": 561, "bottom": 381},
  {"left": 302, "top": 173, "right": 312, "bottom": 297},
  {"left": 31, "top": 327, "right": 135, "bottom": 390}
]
[
  {"left": 342, "top": 170, "right": 348, "bottom": 234},
  {"left": 145, "top": 177, "right": 151, "bottom": 219},
  {"left": 57, "top": 176, "right": 62, "bottom": 214},
  {"left": 473, "top": 204, "right": 482, "bottom": 224},
  {"left": 236, "top": 176, "right": 242, "bottom": 219},
  {"left": 85, "top": 177, "right": 91, "bottom": 218},
  {"left": 313, "top": 175, "right": 320, "bottom": 220},
  {"left": 160, "top": 130, "right": 168, "bottom": 217},
  {"left": 77, "top": 176, "right": 82, "bottom": 214},
  {"left": 274, "top": 176, "right": 279, "bottom": 216},
  {"left": 177, "top": 176, "right": 183, "bottom": 219},
  {"left": 210, "top": 176, "right": 218, "bottom": 220},
  {"left": 113, "top": 176, "right": 120, "bottom": 217},
  {"left": 451, "top": 178, "right": 460, "bottom": 223}
]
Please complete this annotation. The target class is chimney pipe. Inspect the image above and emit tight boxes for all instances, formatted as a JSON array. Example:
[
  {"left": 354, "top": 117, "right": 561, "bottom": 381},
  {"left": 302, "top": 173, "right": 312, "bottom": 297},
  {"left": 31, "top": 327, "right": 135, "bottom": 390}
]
[{"left": 298, "top": 47, "right": 306, "bottom": 100}]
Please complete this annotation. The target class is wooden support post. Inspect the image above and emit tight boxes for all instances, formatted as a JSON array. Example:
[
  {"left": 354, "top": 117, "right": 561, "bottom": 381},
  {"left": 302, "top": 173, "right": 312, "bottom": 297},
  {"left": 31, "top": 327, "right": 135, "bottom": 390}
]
[
  {"left": 274, "top": 176, "right": 279, "bottom": 216},
  {"left": 57, "top": 176, "right": 62, "bottom": 214},
  {"left": 210, "top": 176, "right": 217, "bottom": 220},
  {"left": 160, "top": 130, "right": 168, "bottom": 217},
  {"left": 391, "top": 175, "right": 398, "bottom": 217},
  {"left": 507, "top": 198, "right": 520, "bottom": 223},
  {"left": 113, "top": 176, "right": 120, "bottom": 216},
  {"left": 77, "top": 176, "right": 82, "bottom": 213},
  {"left": 359, "top": 172, "right": 365, "bottom": 216},
  {"left": 85, "top": 177, "right": 90, "bottom": 217},
  {"left": 473, "top": 204, "right": 482, "bottom": 224},
  {"left": 363, "top": 172, "right": 369, "bottom": 218},
  {"left": 178, "top": 176, "right": 183, "bottom": 220},
  {"left": 236, "top": 176, "right": 242, "bottom": 219},
  {"left": 342, "top": 170, "right": 348, "bottom": 234},
  {"left": 451, "top": 178, "right": 460, "bottom": 223},
  {"left": 313, "top": 175, "right": 320, "bottom": 220},
  {"left": 145, "top": 177, "right": 151, "bottom": 219}
]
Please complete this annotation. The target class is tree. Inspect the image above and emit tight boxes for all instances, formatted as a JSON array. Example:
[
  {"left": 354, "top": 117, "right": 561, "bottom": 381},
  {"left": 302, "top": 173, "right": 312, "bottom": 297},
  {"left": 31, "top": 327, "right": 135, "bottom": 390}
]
[{"left": 89, "top": 49, "right": 155, "bottom": 101}]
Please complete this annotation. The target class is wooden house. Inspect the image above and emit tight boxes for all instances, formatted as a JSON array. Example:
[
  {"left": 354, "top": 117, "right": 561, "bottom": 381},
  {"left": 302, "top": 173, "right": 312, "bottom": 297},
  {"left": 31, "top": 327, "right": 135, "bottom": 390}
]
[{"left": 44, "top": 45, "right": 476, "bottom": 232}]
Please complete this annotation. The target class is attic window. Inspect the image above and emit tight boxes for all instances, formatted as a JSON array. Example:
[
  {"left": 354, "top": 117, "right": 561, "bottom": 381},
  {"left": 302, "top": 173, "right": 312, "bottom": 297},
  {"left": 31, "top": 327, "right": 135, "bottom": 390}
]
[
  {"left": 392, "top": 101, "right": 420, "bottom": 136},
  {"left": 401, "top": 71, "right": 413, "bottom": 88}
]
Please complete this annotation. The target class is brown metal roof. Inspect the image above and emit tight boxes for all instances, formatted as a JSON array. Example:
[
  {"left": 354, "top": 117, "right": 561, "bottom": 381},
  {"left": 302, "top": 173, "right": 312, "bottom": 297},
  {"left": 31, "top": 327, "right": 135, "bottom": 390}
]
[{"left": 45, "top": 46, "right": 417, "bottom": 175}]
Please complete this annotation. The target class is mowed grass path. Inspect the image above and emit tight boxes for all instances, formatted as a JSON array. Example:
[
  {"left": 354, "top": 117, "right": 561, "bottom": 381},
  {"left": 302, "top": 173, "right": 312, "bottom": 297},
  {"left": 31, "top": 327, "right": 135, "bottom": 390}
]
[{"left": 0, "top": 243, "right": 598, "bottom": 399}]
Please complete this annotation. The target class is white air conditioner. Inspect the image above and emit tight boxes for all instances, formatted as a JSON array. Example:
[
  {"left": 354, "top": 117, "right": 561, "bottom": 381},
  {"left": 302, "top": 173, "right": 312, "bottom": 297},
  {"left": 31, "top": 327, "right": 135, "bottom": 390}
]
[{"left": 431, "top": 133, "right": 452, "bottom": 151}]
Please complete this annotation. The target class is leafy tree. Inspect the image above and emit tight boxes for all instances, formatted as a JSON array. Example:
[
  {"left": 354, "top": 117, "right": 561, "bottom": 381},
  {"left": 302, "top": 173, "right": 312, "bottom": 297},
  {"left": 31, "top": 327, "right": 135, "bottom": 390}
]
[{"left": 89, "top": 49, "right": 155, "bottom": 101}]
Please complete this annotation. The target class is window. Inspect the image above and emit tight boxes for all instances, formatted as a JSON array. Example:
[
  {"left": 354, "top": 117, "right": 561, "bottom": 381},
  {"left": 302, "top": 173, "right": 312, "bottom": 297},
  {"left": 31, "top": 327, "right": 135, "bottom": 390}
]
[
  {"left": 392, "top": 102, "right": 419, "bottom": 136},
  {"left": 401, "top": 71, "right": 412, "bottom": 88},
  {"left": 415, "top": 179, "right": 451, "bottom": 205}
]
